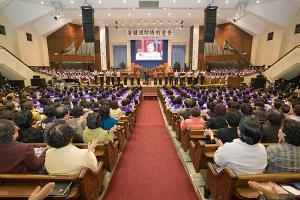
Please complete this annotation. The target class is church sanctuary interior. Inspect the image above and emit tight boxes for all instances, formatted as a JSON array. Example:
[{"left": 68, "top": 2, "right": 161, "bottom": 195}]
[{"left": 1, "top": 0, "right": 300, "bottom": 199}]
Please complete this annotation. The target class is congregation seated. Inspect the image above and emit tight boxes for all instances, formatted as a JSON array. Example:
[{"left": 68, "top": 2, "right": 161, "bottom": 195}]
[
  {"left": 289, "top": 104, "right": 300, "bottom": 122},
  {"left": 83, "top": 112, "right": 114, "bottom": 143},
  {"left": 266, "top": 118, "right": 300, "bottom": 173},
  {"left": 181, "top": 107, "right": 206, "bottom": 132},
  {"left": 180, "top": 98, "right": 192, "bottom": 120},
  {"left": 0, "top": 119, "right": 45, "bottom": 174},
  {"left": 109, "top": 100, "right": 123, "bottom": 120},
  {"left": 207, "top": 103, "right": 228, "bottom": 129},
  {"left": 68, "top": 106, "right": 85, "bottom": 143},
  {"left": 262, "top": 109, "right": 284, "bottom": 143},
  {"left": 41, "top": 105, "right": 56, "bottom": 125},
  {"left": 213, "top": 116, "right": 267, "bottom": 175},
  {"left": 14, "top": 110, "right": 44, "bottom": 143},
  {"left": 45, "top": 123, "right": 98, "bottom": 175}
]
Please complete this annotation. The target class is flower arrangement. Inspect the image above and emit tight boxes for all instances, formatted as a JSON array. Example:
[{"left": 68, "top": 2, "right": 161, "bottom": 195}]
[
  {"left": 130, "top": 63, "right": 142, "bottom": 72},
  {"left": 157, "top": 63, "right": 171, "bottom": 72}
]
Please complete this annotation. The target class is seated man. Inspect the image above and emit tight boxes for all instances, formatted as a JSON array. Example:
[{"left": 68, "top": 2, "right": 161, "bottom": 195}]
[
  {"left": 45, "top": 123, "right": 98, "bottom": 175},
  {"left": 207, "top": 104, "right": 228, "bottom": 129},
  {"left": 180, "top": 98, "right": 193, "bottom": 120},
  {"left": 181, "top": 107, "right": 206, "bottom": 133},
  {"left": 266, "top": 119, "right": 300, "bottom": 173},
  {"left": 262, "top": 109, "right": 284, "bottom": 143},
  {"left": 0, "top": 119, "right": 45, "bottom": 173},
  {"left": 214, "top": 116, "right": 267, "bottom": 175}
]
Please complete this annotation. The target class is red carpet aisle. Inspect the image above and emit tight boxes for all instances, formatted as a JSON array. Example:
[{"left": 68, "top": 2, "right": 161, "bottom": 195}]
[{"left": 103, "top": 100, "right": 199, "bottom": 200}]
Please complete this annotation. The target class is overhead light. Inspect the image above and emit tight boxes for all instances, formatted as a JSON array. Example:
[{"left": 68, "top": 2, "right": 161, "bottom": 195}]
[
  {"left": 79, "top": 14, "right": 82, "bottom": 17},
  {"left": 40, "top": 1, "right": 44, "bottom": 4},
  {"left": 107, "top": 13, "right": 111, "bottom": 16},
  {"left": 128, "top": 13, "right": 131, "bottom": 16},
  {"left": 98, "top": 0, "right": 102, "bottom": 3},
  {"left": 235, "top": 13, "right": 239, "bottom": 16},
  {"left": 256, "top": 0, "right": 260, "bottom": 3},
  {"left": 148, "top": 12, "right": 151, "bottom": 16},
  {"left": 173, "top": 0, "right": 176, "bottom": 3},
  {"left": 188, "top": 13, "right": 191, "bottom": 16},
  {"left": 123, "top": 0, "right": 126, "bottom": 3},
  {"left": 163, "top": 7, "right": 167, "bottom": 10},
  {"left": 225, "top": 0, "right": 229, "bottom": 3},
  {"left": 168, "top": 12, "right": 171, "bottom": 16},
  {"left": 70, "top": 0, "right": 74, "bottom": 4},
  {"left": 197, "top": 0, "right": 201, "bottom": 3}
]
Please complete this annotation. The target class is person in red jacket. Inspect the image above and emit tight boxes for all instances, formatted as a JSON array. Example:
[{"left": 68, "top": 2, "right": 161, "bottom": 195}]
[
  {"left": 153, "top": 70, "right": 158, "bottom": 85},
  {"left": 164, "top": 70, "right": 169, "bottom": 85},
  {"left": 169, "top": 69, "right": 174, "bottom": 85},
  {"left": 0, "top": 119, "right": 45, "bottom": 174},
  {"left": 158, "top": 70, "right": 163, "bottom": 85},
  {"left": 130, "top": 70, "right": 135, "bottom": 85},
  {"left": 136, "top": 70, "right": 141, "bottom": 85}
]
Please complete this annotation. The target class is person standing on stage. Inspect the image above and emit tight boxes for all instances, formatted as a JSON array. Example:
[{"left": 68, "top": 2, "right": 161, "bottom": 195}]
[
  {"left": 116, "top": 69, "right": 121, "bottom": 85},
  {"left": 187, "top": 69, "right": 193, "bottom": 85},
  {"left": 180, "top": 70, "right": 186, "bottom": 85},
  {"left": 99, "top": 70, "right": 104, "bottom": 86},
  {"left": 105, "top": 70, "right": 111, "bottom": 85},
  {"left": 164, "top": 70, "right": 169, "bottom": 85},
  {"left": 130, "top": 70, "right": 135, "bottom": 85},
  {"left": 153, "top": 69, "right": 158, "bottom": 85},
  {"left": 110, "top": 69, "right": 115, "bottom": 85},
  {"left": 123, "top": 70, "right": 128, "bottom": 85},
  {"left": 158, "top": 70, "right": 163, "bottom": 85},
  {"left": 174, "top": 70, "right": 179, "bottom": 85},
  {"left": 169, "top": 68, "right": 174, "bottom": 86},
  {"left": 92, "top": 69, "right": 98, "bottom": 84},
  {"left": 145, "top": 69, "right": 150, "bottom": 85},
  {"left": 136, "top": 70, "right": 141, "bottom": 85},
  {"left": 193, "top": 70, "right": 199, "bottom": 85}
]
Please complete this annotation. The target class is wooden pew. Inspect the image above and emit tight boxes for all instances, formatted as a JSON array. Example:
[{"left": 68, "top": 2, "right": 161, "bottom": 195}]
[
  {"left": 181, "top": 129, "right": 218, "bottom": 152},
  {"left": 189, "top": 142, "right": 275, "bottom": 173},
  {"left": 0, "top": 162, "right": 105, "bottom": 200},
  {"left": 31, "top": 142, "right": 119, "bottom": 172},
  {"left": 206, "top": 162, "right": 300, "bottom": 200},
  {"left": 114, "top": 125, "right": 127, "bottom": 152}
]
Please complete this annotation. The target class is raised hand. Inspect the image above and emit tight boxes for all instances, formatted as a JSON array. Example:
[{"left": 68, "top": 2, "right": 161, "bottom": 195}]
[{"left": 28, "top": 182, "right": 55, "bottom": 200}]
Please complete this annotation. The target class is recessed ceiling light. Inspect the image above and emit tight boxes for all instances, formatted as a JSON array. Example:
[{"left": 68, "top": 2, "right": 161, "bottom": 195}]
[
  {"left": 123, "top": 0, "right": 126, "bottom": 3},
  {"left": 40, "top": 1, "right": 44, "bottom": 4},
  {"left": 70, "top": 0, "right": 74, "bottom": 4},
  {"left": 79, "top": 14, "right": 82, "bottom": 17},
  {"left": 235, "top": 13, "right": 239, "bottom": 16},
  {"left": 197, "top": 0, "right": 201, "bottom": 3},
  {"left": 163, "top": 7, "right": 167, "bottom": 10},
  {"left": 173, "top": 0, "right": 176, "bottom": 3},
  {"left": 128, "top": 13, "right": 131, "bottom": 16},
  {"left": 256, "top": 0, "right": 260, "bottom": 3},
  {"left": 188, "top": 13, "right": 191, "bottom": 16},
  {"left": 107, "top": 13, "right": 111, "bottom": 16},
  {"left": 148, "top": 12, "right": 151, "bottom": 16},
  {"left": 98, "top": 0, "right": 102, "bottom": 3},
  {"left": 225, "top": 0, "right": 229, "bottom": 3},
  {"left": 168, "top": 12, "right": 171, "bottom": 16}
]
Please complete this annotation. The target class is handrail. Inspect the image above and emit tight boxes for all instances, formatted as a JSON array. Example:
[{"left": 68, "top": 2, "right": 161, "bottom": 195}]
[
  {"left": 265, "top": 45, "right": 300, "bottom": 71},
  {"left": 0, "top": 46, "right": 30, "bottom": 67}
]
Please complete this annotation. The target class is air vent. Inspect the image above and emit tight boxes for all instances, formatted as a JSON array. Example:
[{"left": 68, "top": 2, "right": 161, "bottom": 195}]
[{"left": 139, "top": 1, "right": 159, "bottom": 8}]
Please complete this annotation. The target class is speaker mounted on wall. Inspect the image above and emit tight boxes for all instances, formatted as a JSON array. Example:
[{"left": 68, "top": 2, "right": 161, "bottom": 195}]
[
  {"left": 203, "top": 5, "right": 218, "bottom": 43},
  {"left": 81, "top": 5, "right": 95, "bottom": 43}
]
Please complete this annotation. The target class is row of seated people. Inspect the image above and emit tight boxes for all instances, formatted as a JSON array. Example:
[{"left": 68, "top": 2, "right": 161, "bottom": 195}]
[
  {"left": 0, "top": 85, "right": 142, "bottom": 199},
  {"left": 159, "top": 85, "right": 300, "bottom": 200}
]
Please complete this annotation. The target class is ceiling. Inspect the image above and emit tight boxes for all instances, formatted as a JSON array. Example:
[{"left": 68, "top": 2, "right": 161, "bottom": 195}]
[{"left": 0, "top": 0, "right": 299, "bottom": 36}]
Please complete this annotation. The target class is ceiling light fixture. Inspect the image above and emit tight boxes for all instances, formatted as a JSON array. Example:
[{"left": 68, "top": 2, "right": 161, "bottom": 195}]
[
  {"left": 256, "top": 0, "right": 260, "bottom": 3},
  {"left": 173, "top": 0, "right": 176, "bottom": 3},
  {"left": 188, "top": 13, "right": 191, "bottom": 16},
  {"left": 148, "top": 12, "right": 151, "bottom": 16},
  {"left": 98, "top": 0, "right": 102, "bottom": 3},
  {"left": 163, "top": 7, "right": 167, "bottom": 10},
  {"left": 107, "top": 13, "right": 111, "bottom": 16},
  {"left": 123, "top": 0, "right": 126, "bottom": 3},
  {"left": 40, "top": 1, "right": 44, "bottom": 4},
  {"left": 70, "top": 0, "right": 74, "bottom": 4},
  {"left": 225, "top": 0, "right": 229, "bottom": 3},
  {"left": 168, "top": 12, "right": 171, "bottom": 16},
  {"left": 197, "top": 0, "right": 201, "bottom": 3},
  {"left": 128, "top": 13, "right": 131, "bottom": 16}
]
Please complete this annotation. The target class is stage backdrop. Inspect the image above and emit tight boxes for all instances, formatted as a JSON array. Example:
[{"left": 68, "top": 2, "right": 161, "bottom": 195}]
[{"left": 131, "top": 40, "right": 168, "bottom": 67}]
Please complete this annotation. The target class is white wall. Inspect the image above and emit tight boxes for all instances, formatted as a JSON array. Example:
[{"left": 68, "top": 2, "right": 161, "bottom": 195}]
[
  {"left": 0, "top": 13, "right": 49, "bottom": 67},
  {"left": 251, "top": 12, "right": 300, "bottom": 66},
  {"left": 108, "top": 27, "right": 190, "bottom": 67}
]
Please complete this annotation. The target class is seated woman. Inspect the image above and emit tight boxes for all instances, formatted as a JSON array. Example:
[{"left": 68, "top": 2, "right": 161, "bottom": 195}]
[
  {"left": 262, "top": 109, "right": 284, "bottom": 143},
  {"left": 266, "top": 119, "right": 300, "bottom": 173},
  {"left": 109, "top": 101, "right": 123, "bottom": 120},
  {"left": 45, "top": 123, "right": 98, "bottom": 175},
  {"left": 14, "top": 110, "right": 44, "bottom": 143},
  {"left": 99, "top": 105, "right": 117, "bottom": 130},
  {"left": 68, "top": 106, "right": 84, "bottom": 143},
  {"left": 207, "top": 103, "right": 228, "bottom": 129},
  {"left": 0, "top": 119, "right": 45, "bottom": 173},
  {"left": 214, "top": 116, "right": 267, "bottom": 175},
  {"left": 83, "top": 113, "right": 114, "bottom": 143},
  {"left": 181, "top": 107, "right": 206, "bottom": 133}
]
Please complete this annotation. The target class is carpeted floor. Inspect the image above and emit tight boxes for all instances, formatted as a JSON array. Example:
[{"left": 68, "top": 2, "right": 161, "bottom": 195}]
[{"left": 103, "top": 100, "right": 199, "bottom": 200}]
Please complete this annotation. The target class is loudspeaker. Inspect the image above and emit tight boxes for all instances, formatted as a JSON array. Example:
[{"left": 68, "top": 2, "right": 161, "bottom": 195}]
[
  {"left": 203, "top": 6, "right": 217, "bottom": 43},
  {"left": 31, "top": 78, "right": 46, "bottom": 87},
  {"left": 81, "top": 6, "right": 95, "bottom": 43},
  {"left": 252, "top": 75, "right": 266, "bottom": 89}
]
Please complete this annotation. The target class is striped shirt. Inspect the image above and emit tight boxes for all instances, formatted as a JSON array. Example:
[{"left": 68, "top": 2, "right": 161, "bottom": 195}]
[{"left": 266, "top": 143, "right": 300, "bottom": 173}]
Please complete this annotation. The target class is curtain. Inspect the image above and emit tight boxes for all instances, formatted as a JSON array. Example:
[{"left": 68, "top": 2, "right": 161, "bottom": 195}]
[
  {"left": 113, "top": 45, "right": 127, "bottom": 68},
  {"left": 171, "top": 45, "right": 186, "bottom": 69}
]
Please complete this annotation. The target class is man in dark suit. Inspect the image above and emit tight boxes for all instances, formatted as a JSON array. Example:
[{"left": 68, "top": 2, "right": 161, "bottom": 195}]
[
  {"left": 262, "top": 109, "right": 284, "bottom": 143},
  {"left": 180, "top": 99, "right": 192, "bottom": 120}
]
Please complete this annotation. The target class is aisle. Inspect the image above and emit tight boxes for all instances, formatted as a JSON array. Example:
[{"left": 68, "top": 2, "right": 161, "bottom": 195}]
[{"left": 103, "top": 100, "right": 199, "bottom": 200}]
